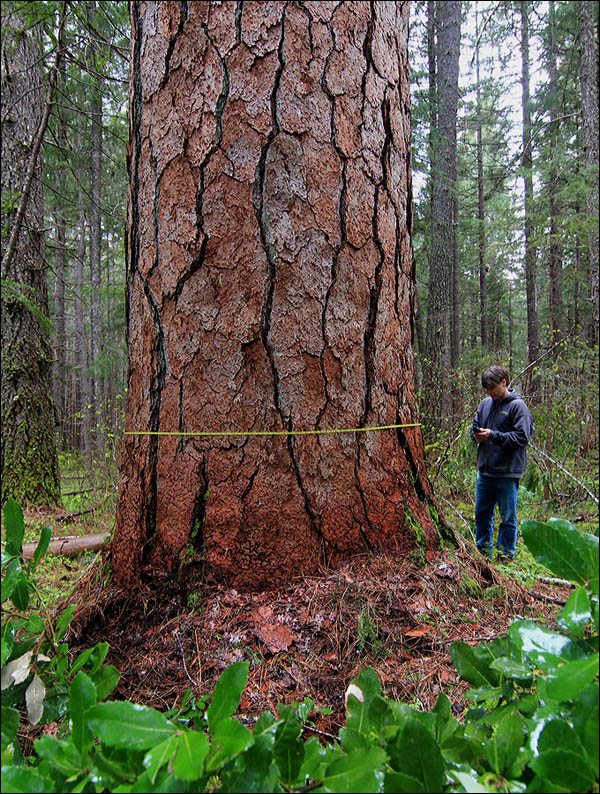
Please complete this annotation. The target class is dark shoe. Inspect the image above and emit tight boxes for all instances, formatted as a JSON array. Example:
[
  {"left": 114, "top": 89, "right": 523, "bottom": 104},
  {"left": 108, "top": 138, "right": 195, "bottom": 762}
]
[{"left": 496, "top": 551, "right": 514, "bottom": 563}]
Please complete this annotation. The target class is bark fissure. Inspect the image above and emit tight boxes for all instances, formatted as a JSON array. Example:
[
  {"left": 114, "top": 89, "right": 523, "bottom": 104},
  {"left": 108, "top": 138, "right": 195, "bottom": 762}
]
[
  {"left": 396, "top": 423, "right": 426, "bottom": 502},
  {"left": 188, "top": 454, "right": 209, "bottom": 554},
  {"left": 141, "top": 141, "right": 169, "bottom": 555},
  {"left": 318, "top": 31, "right": 348, "bottom": 431},
  {"left": 158, "top": 2, "right": 188, "bottom": 92},
  {"left": 234, "top": 2, "right": 242, "bottom": 45}
]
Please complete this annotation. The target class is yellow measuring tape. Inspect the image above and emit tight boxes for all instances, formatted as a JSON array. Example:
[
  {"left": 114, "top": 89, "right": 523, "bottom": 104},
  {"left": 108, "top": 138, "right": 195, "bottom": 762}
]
[{"left": 124, "top": 422, "right": 421, "bottom": 439}]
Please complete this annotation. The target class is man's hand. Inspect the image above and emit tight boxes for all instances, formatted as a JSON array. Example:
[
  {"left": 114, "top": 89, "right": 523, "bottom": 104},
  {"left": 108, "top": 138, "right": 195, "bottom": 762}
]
[{"left": 474, "top": 428, "right": 491, "bottom": 443}]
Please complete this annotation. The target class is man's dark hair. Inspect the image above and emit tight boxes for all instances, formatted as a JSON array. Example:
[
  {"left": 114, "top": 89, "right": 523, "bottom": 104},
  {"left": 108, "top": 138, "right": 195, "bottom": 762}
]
[{"left": 481, "top": 365, "right": 510, "bottom": 389}]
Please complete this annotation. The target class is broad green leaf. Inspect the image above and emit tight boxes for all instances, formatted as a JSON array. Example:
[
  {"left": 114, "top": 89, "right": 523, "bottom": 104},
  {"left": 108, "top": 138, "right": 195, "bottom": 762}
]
[
  {"left": 11, "top": 576, "right": 29, "bottom": 611},
  {"left": 55, "top": 605, "right": 76, "bottom": 641},
  {"left": 1, "top": 559, "right": 23, "bottom": 603},
  {"left": 537, "top": 718, "right": 586, "bottom": 755},
  {"left": 1, "top": 622, "right": 14, "bottom": 667},
  {"left": 339, "top": 668, "right": 384, "bottom": 751},
  {"left": 447, "top": 768, "right": 489, "bottom": 793},
  {"left": 318, "top": 746, "right": 387, "bottom": 793},
  {"left": 25, "top": 673, "right": 46, "bottom": 725},
  {"left": 34, "top": 735, "right": 82, "bottom": 776},
  {"left": 253, "top": 711, "right": 279, "bottom": 748},
  {"left": 489, "top": 656, "right": 533, "bottom": 682},
  {"left": 87, "top": 701, "right": 176, "bottom": 750},
  {"left": 539, "top": 654, "right": 599, "bottom": 702},
  {"left": 521, "top": 519, "right": 596, "bottom": 585},
  {"left": 69, "top": 642, "right": 111, "bottom": 683},
  {"left": 143, "top": 735, "right": 177, "bottom": 784},
  {"left": 80, "top": 642, "right": 110, "bottom": 676},
  {"left": 92, "top": 745, "right": 139, "bottom": 788},
  {"left": 172, "top": 730, "right": 210, "bottom": 780},
  {"left": 388, "top": 717, "right": 444, "bottom": 792},
  {"left": 1, "top": 706, "right": 20, "bottom": 750},
  {"left": 557, "top": 587, "right": 592, "bottom": 637},
  {"left": 508, "top": 620, "right": 576, "bottom": 671},
  {"left": 69, "top": 672, "right": 97, "bottom": 753},
  {"left": 222, "top": 745, "right": 280, "bottom": 793},
  {"left": 205, "top": 717, "right": 253, "bottom": 771},
  {"left": 4, "top": 499, "right": 25, "bottom": 556},
  {"left": 482, "top": 709, "right": 525, "bottom": 775},
  {"left": 548, "top": 519, "right": 598, "bottom": 591},
  {"left": 30, "top": 526, "right": 52, "bottom": 571},
  {"left": 465, "top": 686, "right": 502, "bottom": 703},
  {"left": 298, "top": 736, "right": 328, "bottom": 782},
  {"left": 273, "top": 704, "right": 303, "bottom": 784},
  {"left": 23, "top": 614, "right": 45, "bottom": 636},
  {"left": 572, "top": 683, "right": 599, "bottom": 776},
  {"left": 206, "top": 661, "right": 249, "bottom": 730},
  {"left": 432, "top": 692, "right": 460, "bottom": 746},
  {"left": 91, "top": 664, "right": 120, "bottom": 701},
  {"left": 450, "top": 641, "right": 500, "bottom": 687},
  {"left": 383, "top": 770, "right": 424, "bottom": 793},
  {"left": 69, "top": 646, "right": 96, "bottom": 677},
  {"left": 0, "top": 765, "right": 53, "bottom": 792},
  {"left": 529, "top": 748, "right": 595, "bottom": 791}
]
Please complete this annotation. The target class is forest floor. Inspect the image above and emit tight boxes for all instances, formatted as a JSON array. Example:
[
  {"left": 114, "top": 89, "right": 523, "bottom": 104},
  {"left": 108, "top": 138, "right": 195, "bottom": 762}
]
[
  {"left": 12, "top": 451, "right": 583, "bottom": 736},
  {"left": 56, "top": 532, "right": 572, "bottom": 736}
]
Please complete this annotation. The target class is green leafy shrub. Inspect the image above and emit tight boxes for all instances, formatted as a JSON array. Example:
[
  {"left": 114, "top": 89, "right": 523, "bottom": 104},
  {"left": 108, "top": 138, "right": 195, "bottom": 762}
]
[{"left": 2, "top": 504, "right": 598, "bottom": 792}]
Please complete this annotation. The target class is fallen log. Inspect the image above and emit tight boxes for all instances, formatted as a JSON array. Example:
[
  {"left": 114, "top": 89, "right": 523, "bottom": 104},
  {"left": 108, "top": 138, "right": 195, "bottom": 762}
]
[{"left": 22, "top": 533, "right": 110, "bottom": 559}]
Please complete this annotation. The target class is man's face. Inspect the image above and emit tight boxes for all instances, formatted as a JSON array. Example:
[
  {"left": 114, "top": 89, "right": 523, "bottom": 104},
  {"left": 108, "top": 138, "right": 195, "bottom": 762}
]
[{"left": 485, "top": 379, "right": 508, "bottom": 401}]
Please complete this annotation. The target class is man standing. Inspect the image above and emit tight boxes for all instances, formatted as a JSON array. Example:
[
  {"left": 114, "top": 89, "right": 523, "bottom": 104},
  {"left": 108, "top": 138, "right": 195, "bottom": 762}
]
[{"left": 471, "top": 365, "right": 534, "bottom": 561}]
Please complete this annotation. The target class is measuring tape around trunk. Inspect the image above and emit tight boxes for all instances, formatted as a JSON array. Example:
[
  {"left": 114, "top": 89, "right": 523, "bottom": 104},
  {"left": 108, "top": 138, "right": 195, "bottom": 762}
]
[{"left": 124, "top": 422, "right": 421, "bottom": 439}]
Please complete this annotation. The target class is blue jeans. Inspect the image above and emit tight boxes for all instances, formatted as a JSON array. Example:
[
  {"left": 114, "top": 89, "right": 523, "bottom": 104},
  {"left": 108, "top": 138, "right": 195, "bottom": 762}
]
[{"left": 475, "top": 473, "right": 519, "bottom": 558}]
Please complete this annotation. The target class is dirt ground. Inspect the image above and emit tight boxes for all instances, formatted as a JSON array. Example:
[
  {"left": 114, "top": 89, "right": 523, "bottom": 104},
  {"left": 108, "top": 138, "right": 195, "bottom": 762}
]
[{"left": 65, "top": 536, "right": 571, "bottom": 735}]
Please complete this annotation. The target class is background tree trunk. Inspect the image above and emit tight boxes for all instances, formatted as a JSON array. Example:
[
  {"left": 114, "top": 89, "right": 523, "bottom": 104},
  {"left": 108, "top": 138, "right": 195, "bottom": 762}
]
[
  {"left": 520, "top": 2, "right": 540, "bottom": 394},
  {"left": 113, "top": 1, "right": 440, "bottom": 590},
  {"left": 475, "top": 8, "right": 489, "bottom": 351},
  {"left": 1, "top": 10, "right": 60, "bottom": 506},
  {"left": 546, "top": 0, "right": 563, "bottom": 344},
  {"left": 578, "top": 0, "right": 599, "bottom": 346},
  {"left": 88, "top": 0, "right": 104, "bottom": 456},
  {"left": 52, "top": 58, "right": 68, "bottom": 450},
  {"left": 423, "top": 0, "right": 461, "bottom": 428}
]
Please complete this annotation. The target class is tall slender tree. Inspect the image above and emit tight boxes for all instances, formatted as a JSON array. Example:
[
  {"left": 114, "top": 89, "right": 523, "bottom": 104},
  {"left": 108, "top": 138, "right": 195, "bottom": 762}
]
[
  {"left": 475, "top": 5, "right": 489, "bottom": 351},
  {"left": 1, "top": 5, "right": 64, "bottom": 505},
  {"left": 545, "top": 0, "right": 563, "bottom": 343},
  {"left": 520, "top": 2, "right": 540, "bottom": 392},
  {"left": 423, "top": 0, "right": 461, "bottom": 427},
  {"left": 578, "top": 0, "right": 599, "bottom": 345}
]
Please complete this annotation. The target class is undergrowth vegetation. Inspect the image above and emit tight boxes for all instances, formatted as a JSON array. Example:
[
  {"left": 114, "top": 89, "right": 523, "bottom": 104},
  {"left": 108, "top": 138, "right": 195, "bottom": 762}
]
[{"left": 2, "top": 499, "right": 598, "bottom": 793}]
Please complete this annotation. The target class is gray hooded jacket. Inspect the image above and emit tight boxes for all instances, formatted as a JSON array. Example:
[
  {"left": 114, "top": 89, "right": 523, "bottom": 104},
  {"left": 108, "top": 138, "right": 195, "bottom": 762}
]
[{"left": 471, "top": 389, "right": 533, "bottom": 479}]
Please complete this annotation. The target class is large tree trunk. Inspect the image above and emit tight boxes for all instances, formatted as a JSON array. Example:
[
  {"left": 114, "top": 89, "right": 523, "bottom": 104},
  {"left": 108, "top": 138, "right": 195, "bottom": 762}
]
[
  {"left": 113, "top": 1, "right": 441, "bottom": 591},
  {"left": 1, "top": 10, "right": 61, "bottom": 506},
  {"left": 423, "top": 0, "right": 461, "bottom": 429}
]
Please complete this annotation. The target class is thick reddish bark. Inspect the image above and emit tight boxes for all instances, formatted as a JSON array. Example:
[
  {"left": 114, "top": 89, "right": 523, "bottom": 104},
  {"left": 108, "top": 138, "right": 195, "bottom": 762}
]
[{"left": 113, "top": 1, "right": 439, "bottom": 590}]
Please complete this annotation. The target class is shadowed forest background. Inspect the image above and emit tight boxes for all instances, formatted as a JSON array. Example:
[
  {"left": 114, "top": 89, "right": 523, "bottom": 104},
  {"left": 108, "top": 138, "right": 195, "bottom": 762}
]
[
  {"left": 0, "top": 2, "right": 598, "bottom": 792},
  {"left": 2, "top": 0, "right": 597, "bottom": 521}
]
